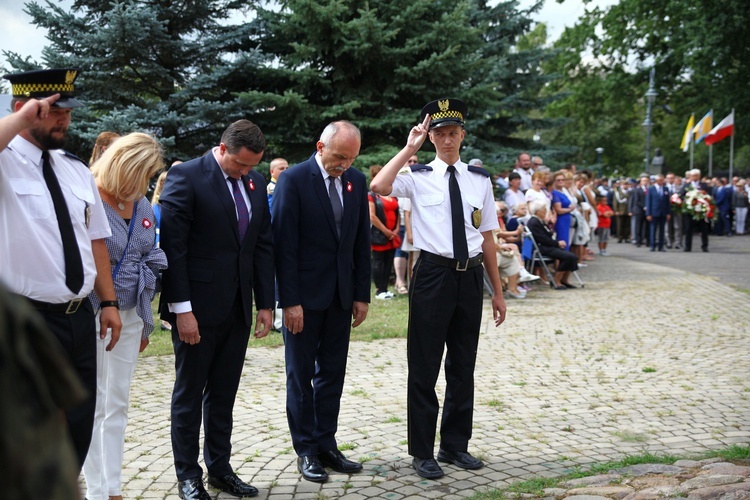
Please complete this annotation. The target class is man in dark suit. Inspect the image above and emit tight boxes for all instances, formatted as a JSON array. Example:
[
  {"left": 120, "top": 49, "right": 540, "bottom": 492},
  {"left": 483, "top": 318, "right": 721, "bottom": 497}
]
[
  {"left": 645, "top": 174, "right": 671, "bottom": 251},
  {"left": 159, "top": 120, "right": 275, "bottom": 499},
  {"left": 713, "top": 177, "right": 733, "bottom": 235},
  {"left": 628, "top": 175, "right": 649, "bottom": 246},
  {"left": 271, "top": 121, "right": 371, "bottom": 483},
  {"left": 681, "top": 168, "right": 712, "bottom": 252}
]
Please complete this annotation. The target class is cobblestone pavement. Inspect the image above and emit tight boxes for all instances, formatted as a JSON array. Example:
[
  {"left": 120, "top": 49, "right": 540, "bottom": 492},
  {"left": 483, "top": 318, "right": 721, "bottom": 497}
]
[{"left": 112, "top": 243, "right": 750, "bottom": 499}]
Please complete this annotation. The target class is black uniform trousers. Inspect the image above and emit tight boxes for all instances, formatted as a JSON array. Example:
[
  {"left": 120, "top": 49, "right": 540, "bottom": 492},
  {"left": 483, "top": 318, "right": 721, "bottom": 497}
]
[
  {"left": 34, "top": 299, "right": 97, "bottom": 471},
  {"left": 284, "top": 297, "right": 352, "bottom": 457},
  {"left": 407, "top": 256, "right": 483, "bottom": 459},
  {"left": 171, "top": 291, "right": 251, "bottom": 481},
  {"left": 682, "top": 214, "right": 710, "bottom": 251}
]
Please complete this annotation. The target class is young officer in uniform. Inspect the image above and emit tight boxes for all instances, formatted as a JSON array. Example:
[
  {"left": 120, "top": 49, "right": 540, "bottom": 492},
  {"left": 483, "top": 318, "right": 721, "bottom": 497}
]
[
  {"left": 370, "top": 98, "right": 506, "bottom": 480},
  {"left": 0, "top": 69, "right": 122, "bottom": 471}
]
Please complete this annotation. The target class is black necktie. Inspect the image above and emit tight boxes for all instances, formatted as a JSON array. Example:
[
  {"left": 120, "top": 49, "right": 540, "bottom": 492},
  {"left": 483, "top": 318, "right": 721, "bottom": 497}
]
[
  {"left": 328, "top": 177, "right": 343, "bottom": 237},
  {"left": 447, "top": 165, "right": 469, "bottom": 262},
  {"left": 41, "top": 151, "right": 84, "bottom": 294}
]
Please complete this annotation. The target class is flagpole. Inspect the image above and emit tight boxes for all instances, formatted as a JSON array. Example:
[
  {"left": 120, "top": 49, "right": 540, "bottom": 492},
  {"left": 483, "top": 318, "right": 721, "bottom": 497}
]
[
  {"left": 729, "top": 108, "right": 735, "bottom": 181},
  {"left": 690, "top": 136, "right": 694, "bottom": 170},
  {"left": 708, "top": 145, "right": 713, "bottom": 177}
]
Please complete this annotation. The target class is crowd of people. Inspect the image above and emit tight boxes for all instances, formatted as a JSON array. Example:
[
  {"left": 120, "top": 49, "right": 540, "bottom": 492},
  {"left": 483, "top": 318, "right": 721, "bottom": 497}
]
[
  {"left": 1, "top": 67, "right": 745, "bottom": 500},
  {"left": 377, "top": 150, "right": 750, "bottom": 302}
]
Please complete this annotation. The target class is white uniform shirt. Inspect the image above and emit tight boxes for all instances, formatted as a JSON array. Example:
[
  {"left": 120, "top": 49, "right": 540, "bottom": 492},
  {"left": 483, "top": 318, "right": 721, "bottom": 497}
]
[
  {"left": 0, "top": 135, "right": 110, "bottom": 302},
  {"left": 390, "top": 158, "right": 498, "bottom": 259}
]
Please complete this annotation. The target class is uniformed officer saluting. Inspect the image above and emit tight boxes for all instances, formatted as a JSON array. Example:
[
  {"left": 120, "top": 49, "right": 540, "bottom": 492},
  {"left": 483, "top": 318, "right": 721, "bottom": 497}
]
[
  {"left": 0, "top": 69, "right": 122, "bottom": 472},
  {"left": 371, "top": 98, "right": 506, "bottom": 480}
]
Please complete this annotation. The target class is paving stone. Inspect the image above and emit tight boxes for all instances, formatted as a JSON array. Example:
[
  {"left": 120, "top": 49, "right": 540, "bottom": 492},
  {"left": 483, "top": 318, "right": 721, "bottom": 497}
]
[
  {"left": 567, "top": 486, "right": 635, "bottom": 498},
  {"left": 561, "top": 474, "right": 623, "bottom": 488}
]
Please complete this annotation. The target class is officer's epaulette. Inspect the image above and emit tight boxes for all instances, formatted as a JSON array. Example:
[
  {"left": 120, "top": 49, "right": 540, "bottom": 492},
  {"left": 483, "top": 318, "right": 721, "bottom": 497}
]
[
  {"left": 63, "top": 150, "right": 89, "bottom": 168},
  {"left": 409, "top": 163, "right": 433, "bottom": 173},
  {"left": 467, "top": 165, "right": 491, "bottom": 178}
]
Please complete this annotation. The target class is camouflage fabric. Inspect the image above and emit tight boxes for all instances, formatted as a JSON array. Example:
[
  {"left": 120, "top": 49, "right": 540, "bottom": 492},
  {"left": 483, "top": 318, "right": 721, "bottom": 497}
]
[{"left": 0, "top": 286, "right": 86, "bottom": 499}]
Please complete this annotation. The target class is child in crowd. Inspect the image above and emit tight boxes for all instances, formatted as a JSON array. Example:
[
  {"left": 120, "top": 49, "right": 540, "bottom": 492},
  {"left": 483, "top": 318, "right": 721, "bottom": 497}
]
[{"left": 595, "top": 194, "right": 614, "bottom": 256}]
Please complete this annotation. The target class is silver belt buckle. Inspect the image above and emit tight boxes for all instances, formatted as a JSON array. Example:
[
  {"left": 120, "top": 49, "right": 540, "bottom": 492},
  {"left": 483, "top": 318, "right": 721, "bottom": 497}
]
[
  {"left": 66, "top": 298, "right": 83, "bottom": 314},
  {"left": 455, "top": 259, "right": 469, "bottom": 272}
]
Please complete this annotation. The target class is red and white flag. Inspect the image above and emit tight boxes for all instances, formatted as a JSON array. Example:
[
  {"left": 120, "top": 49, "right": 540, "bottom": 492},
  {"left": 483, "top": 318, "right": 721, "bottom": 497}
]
[{"left": 705, "top": 110, "right": 734, "bottom": 146}]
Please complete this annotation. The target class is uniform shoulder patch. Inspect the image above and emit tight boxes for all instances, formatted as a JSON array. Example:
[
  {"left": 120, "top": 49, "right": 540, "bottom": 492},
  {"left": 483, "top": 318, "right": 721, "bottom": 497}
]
[
  {"left": 409, "top": 163, "right": 433, "bottom": 173},
  {"left": 467, "top": 165, "right": 490, "bottom": 178},
  {"left": 63, "top": 150, "right": 88, "bottom": 168}
]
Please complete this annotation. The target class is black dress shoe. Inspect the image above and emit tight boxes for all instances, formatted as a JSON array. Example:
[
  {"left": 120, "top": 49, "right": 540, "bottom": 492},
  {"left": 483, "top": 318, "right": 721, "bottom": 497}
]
[
  {"left": 298, "top": 456, "right": 328, "bottom": 482},
  {"left": 208, "top": 472, "right": 258, "bottom": 497},
  {"left": 437, "top": 449, "right": 484, "bottom": 470},
  {"left": 177, "top": 477, "right": 211, "bottom": 500},
  {"left": 412, "top": 457, "right": 444, "bottom": 479},
  {"left": 561, "top": 282, "right": 576, "bottom": 289},
  {"left": 553, "top": 285, "right": 567, "bottom": 290},
  {"left": 319, "top": 449, "right": 363, "bottom": 473}
]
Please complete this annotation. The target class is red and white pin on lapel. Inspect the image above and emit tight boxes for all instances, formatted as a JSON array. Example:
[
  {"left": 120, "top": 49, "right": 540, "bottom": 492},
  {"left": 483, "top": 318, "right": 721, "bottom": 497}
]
[
  {"left": 346, "top": 181, "right": 353, "bottom": 193},
  {"left": 142, "top": 218, "right": 152, "bottom": 229},
  {"left": 248, "top": 179, "right": 256, "bottom": 191}
]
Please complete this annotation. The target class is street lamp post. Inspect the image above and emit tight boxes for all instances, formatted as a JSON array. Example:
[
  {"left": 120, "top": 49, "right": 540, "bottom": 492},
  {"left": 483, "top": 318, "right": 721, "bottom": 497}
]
[
  {"left": 642, "top": 68, "right": 658, "bottom": 173},
  {"left": 595, "top": 147, "right": 604, "bottom": 177}
]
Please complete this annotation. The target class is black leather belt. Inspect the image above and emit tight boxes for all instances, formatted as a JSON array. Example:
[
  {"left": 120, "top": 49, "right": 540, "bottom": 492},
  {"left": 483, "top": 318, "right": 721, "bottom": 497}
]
[
  {"left": 25, "top": 297, "right": 88, "bottom": 314},
  {"left": 420, "top": 251, "right": 484, "bottom": 271}
]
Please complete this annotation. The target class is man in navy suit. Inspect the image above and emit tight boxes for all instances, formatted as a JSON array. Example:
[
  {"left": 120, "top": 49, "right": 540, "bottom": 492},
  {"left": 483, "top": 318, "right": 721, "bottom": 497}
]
[
  {"left": 159, "top": 120, "right": 275, "bottom": 499},
  {"left": 645, "top": 174, "right": 671, "bottom": 251},
  {"left": 713, "top": 177, "right": 733, "bottom": 235},
  {"left": 272, "top": 121, "right": 371, "bottom": 483}
]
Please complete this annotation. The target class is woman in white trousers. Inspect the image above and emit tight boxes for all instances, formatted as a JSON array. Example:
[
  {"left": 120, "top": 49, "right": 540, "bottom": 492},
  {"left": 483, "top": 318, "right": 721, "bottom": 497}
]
[{"left": 83, "top": 133, "right": 167, "bottom": 500}]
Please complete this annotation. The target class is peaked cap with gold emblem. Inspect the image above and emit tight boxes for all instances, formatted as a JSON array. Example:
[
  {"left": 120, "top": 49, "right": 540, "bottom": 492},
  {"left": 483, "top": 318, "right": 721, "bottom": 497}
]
[
  {"left": 420, "top": 98, "right": 467, "bottom": 130},
  {"left": 3, "top": 68, "right": 83, "bottom": 108}
]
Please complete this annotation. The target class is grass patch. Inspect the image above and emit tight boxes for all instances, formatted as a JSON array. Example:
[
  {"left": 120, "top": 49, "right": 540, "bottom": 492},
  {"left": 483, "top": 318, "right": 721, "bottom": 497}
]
[
  {"left": 712, "top": 444, "right": 750, "bottom": 461},
  {"left": 142, "top": 284, "right": 410, "bottom": 357},
  {"left": 642, "top": 367, "right": 656, "bottom": 373},
  {"left": 468, "top": 451, "right": 681, "bottom": 499},
  {"left": 469, "top": 447, "right": 750, "bottom": 500}
]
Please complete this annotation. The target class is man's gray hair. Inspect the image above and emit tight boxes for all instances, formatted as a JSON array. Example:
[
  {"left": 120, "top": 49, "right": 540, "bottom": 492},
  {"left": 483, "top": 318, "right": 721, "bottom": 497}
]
[{"left": 319, "top": 120, "right": 361, "bottom": 146}]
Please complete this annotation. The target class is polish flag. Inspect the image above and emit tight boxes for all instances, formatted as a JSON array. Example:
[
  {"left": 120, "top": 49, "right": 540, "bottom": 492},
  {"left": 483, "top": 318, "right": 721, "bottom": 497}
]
[{"left": 705, "top": 110, "right": 734, "bottom": 146}]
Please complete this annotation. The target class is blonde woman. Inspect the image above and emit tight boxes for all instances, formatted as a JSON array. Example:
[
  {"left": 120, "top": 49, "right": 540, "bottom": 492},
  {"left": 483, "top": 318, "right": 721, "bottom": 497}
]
[{"left": 84, "top": 133, "right": 167, "bottom": 500}]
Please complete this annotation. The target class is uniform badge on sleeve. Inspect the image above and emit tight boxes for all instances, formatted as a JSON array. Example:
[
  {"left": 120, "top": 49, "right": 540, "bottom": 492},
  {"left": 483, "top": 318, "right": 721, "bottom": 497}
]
[
  {"left": 84, "top": 203, "right": 91, "bottom": 229},
  {"left": 248, "top": 179, "right": 255, "bottom": 191},
  {"left": 471, "top": 208, "right": 482, "bottom": 229}
]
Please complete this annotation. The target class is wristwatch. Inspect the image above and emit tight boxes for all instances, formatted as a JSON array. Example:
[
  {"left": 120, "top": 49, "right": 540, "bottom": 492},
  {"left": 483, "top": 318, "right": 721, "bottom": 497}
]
[{"left": 100, "top": 300, "right": 120, "bottom": 309}]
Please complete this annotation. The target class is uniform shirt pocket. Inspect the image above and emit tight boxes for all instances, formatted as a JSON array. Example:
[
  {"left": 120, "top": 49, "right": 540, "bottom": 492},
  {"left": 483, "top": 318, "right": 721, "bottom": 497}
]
[
  {"left": 66, "top": 183, "right": 96, "bottom": 226},
  {"left": 465, "top": 195, "right": 484, "bottom": 211},
  {"left": 10, "top": 178, "right": 50, "bottom": 219},
  {"left": 418, "top": 193, "right": 446, "bottom": 223}
]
